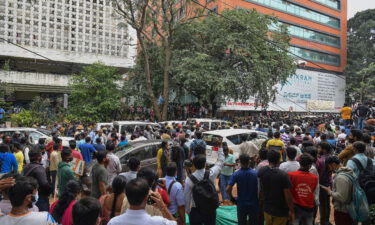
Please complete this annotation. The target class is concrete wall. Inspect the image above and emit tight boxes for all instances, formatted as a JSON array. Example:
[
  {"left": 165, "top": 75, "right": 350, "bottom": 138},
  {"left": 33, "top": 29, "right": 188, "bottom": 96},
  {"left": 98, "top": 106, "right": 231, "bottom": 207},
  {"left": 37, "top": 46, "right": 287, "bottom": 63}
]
[{"left": 0, "top": 70, "right": 70, "bottom": 87}]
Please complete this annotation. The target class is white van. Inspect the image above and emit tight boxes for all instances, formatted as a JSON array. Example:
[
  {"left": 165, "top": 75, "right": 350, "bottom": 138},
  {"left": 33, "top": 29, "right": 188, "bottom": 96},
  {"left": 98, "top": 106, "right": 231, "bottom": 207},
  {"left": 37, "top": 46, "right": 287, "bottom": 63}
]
[
  {"left": 186, "top": 118, "right": 230, "bottom": 130},
  {"left": 95, "top": 122, "right": 113, "bottom": 131},
  {"left": 113, "top": 121, "right": 159, "bottom": 136}
]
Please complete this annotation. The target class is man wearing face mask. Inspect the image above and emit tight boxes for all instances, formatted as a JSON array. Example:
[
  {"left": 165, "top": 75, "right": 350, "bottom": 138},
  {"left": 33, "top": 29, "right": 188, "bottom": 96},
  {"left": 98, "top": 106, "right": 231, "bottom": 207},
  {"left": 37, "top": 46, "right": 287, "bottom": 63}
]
[
  {"left": 57, "top": 148, "right": 76, "bottom": 197},
  {"left": 0, "top": 176, "right": 57, "bottom": 225},
  {"left": 23, "top": 149, "right": 52, "bottom": 212}
]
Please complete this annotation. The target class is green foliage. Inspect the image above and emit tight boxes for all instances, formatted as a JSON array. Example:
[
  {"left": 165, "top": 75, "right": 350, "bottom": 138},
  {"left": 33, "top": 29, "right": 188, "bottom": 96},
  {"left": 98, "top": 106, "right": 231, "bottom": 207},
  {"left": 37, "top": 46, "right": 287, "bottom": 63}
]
[
  {"left": 68, "top": 63, "right": 122, "bottom": 123},
  {"left": 0, "top": 80, "right": 13, "bottom": 119},
  {"left": 346, "top": 9, "right": 375, "bottom": 102},
  {"left": 352, "top": 62, "right": 375, "bottom": 102},
  {"left": 29, "top": 96, "right": 52, "bottom": 124},
  {"left": 10, "top": 110, "right": 38, "bottom": 127}
]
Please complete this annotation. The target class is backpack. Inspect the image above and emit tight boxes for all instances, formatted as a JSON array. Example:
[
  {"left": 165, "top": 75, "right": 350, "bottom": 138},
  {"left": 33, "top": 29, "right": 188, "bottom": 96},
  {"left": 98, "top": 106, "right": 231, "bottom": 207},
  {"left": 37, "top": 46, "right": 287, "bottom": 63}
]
[
  {"left": 189, "top": 170, "right": 219, "bottom": 214},
  {"left": 341, "top": 172, "right": 369, "bottom": 222},
  {"left": 351, "top": 158, "right": 375, "bottom": 204}
]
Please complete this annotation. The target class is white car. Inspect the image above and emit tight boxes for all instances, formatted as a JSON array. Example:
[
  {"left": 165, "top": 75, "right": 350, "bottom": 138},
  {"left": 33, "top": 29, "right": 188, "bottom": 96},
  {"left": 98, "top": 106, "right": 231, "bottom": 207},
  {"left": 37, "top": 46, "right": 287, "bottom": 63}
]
[
  {"left": 202, "top": 129, "right": 267, "bottom": 164},
  {"left": 186, "top": 118, "right": 230, "bottom": 130},
  {"left": 0, "top": 128, "right": 73, "bottom": 147},
  {"left": 95, "top": 122, "right": 113, "bottom": 131}
]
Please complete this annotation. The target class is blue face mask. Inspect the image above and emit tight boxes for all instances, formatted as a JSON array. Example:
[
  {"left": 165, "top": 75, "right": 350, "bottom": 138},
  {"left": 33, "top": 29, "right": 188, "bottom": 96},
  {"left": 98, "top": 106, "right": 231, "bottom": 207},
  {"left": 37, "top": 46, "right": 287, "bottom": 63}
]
[{"left": 31, "top": 192, "right": 39, "bottom": 203}]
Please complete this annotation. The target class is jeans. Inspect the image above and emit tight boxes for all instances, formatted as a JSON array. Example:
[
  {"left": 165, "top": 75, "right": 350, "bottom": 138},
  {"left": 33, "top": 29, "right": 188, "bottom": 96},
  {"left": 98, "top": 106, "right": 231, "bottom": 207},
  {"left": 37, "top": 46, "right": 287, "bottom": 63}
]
[
  {"left": 220, "top": 174, "right": 231, "bottom": 200},
  {"left": 319, "top": 187, "right": 331, "bottom": 225},
  {"left": 237, "top": 206, "right": 258, "bottom": 225},
  {"left": 176, "top": 161, "right": 184, "bottom": 183},
  {"left": 50, "top": 170, "right": 57, "bottom": 194},
  {"left": 36, "top": 195, "right": 50, "bottom": 212},
  {"left": 357, "top": 117, "right": 365, "bottom": 130},
  {"left": 292, "top": 205, "right": 314, "bottom": 225},
  {"left": 189, "top": 207, "right": 216, "bottom": 225}
]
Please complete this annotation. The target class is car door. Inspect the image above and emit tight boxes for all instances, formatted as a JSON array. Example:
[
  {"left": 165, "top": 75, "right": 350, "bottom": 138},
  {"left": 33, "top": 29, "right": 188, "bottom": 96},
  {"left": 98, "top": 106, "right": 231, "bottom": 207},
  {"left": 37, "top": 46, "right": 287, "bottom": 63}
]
[
  {"left": 29, "top": 131, "right": 44, "bottom": 144},
  {"left": 141, "top": 143, "right": 159, "bottom": 170}
]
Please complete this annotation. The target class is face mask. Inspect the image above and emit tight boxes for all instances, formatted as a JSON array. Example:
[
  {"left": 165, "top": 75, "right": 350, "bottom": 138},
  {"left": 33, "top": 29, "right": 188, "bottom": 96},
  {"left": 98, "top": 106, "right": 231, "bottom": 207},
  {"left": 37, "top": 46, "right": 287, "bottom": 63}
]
[{"left": 31, "top": 192, "right": 39, "bottom": 203}]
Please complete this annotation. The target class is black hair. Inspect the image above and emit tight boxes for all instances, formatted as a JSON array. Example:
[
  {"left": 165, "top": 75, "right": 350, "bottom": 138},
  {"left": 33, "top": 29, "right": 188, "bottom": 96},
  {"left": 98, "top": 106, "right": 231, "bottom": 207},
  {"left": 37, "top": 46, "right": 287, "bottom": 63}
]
[
  {"left": 351, "top": 129, "right": 363, "bottom": 141},
  {"left": 8, "top": 176, "right": 38, "bottom": 207},
  {"left": 125, "top": 178, "right": 149, "bottom": 206},
  {"left": 166, "top": 162, "right": 177, "bottom": 177},
  {"left": 0, "top": 144, "right": 10, "bottom": 153},
  {"left": 96, "top": 137, "right": 102, "bottom": 143},
  {"left": 195, "top": 131, "right": 202, "bottom": 139},
  {"left": 53, "top": 180, "right": 82, "bottom": 223},
  {"left": 325, "top": 155, "right": 340, "bottom": 166},
  {"left": 193, "top": 154, "right": 206, "bottom": 170},
  {"left": 161, "top": 140, "right": 168, "bottom": 149},
  {"left": 72, "top": 197, "right": 101, "bottom": 225},
  {"left": 239, "top": 154, "right": 251, "bottom": 166},
  {"left": 241, "top": 134, "right": 248, "bottom": 142},
  {"left": 353, "top": 141, "right": 366, "bottom": 153},
  {"left": 267, "top": 150, "right": 280, "bottom": 165},
  {"left": 69, "top": 140, "right": 76, "bottom": 149},
  {"left": 61, "top": 148, "right": 72, "bottom": 160},
  {"left": 273, "top": 132, "right": 280, "bottom": 138},
  {"left": 267, "top": 131, "right": 273, "bottom": 139},
  {"left": 120, "top": 136, "right": 126, "bottom": 141},
  {"left": 289, "top": 137, "right": 296, "bottom": 145},
  {"left": 137, "top": 167, "right": 157, "bottom": 188},
  {"left": 304, "top": 146, "right": 318, "bottom": 161},
  {"left": 85, "top": 136, "right": 91, "bottom": 143},
  {"left": 38, "top": 138, "right": 45, "bottom": 145},
  {"left": 250, "top": 132, "right": 258, "bottom": 139},
  {"left": 318, "top": 142, "right": 332, "bottom": 154},
  {"left": 286, "top": 147, "right": 297, "bottom": 160},
  {"left": 53, "top": 143, "right": 60, "bottom": 151},
  {"left": 106, "top": 140, "right": 116, "bottom": 151},
  {"left": 299, "top": 153, "right": 314, "bottom": 168},
  {"left": 110, "top": 176, "right": 127, "bottom": 218},
  {"left": 12, "top": 142, "right": 21, "bottom": 150},
  {"left": 320, "top": 134, "right": 327, "bottom": 140},
  {"left": 95, "top": 150, "right": 107, "bottom": 163},
  {"left": 259, "top": 149, "right": 268, "bottom": 160},
  {"left": 128, "top": 157, "right": 141, "bottom": 171},
  {"left": 20, "top": 137, "right": 28, "bottom": 144},
  {"left": 362, "top": 134, "right": 371, "bottom": 144},
  {"left": 28, "top": 148, "right": 41, "bottom": 162}
]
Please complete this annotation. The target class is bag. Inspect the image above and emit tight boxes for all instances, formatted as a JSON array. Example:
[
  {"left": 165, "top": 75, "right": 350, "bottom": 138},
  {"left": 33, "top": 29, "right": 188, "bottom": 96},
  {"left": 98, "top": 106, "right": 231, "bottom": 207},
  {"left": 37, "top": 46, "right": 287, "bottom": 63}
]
[
  {"left": 342, "top": 173, "right": 369, "bottom": 222},
  {"left": 189, "top": 170, "right": 219, "bottom": 213},
  {"left": 351, "top": 158, "right": 375, "bottom": 204},
  {"left": 192, "top": 140, "right": 206, "bottom": 156}
]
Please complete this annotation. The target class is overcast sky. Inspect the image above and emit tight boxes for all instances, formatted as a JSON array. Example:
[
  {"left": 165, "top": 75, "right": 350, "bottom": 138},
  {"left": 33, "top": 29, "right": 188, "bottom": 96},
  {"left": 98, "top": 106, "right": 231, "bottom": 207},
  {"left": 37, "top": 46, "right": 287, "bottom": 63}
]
[{"left": 347, "top": 0, "right": 375, "bottom": 18}]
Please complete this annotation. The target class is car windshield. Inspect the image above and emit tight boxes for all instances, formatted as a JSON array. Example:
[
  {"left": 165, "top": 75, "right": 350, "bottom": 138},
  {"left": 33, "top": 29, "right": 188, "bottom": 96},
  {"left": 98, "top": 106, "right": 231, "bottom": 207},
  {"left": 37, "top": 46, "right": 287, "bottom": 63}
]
[
  {"left": 202, "top": 134, "right": 223, "bottom": 147},
  {"left": 115, "top": 143, "right": 135, "bottom": 155},
  {"left": 36, "top": 128, "right": 52, "bottom": 136}
]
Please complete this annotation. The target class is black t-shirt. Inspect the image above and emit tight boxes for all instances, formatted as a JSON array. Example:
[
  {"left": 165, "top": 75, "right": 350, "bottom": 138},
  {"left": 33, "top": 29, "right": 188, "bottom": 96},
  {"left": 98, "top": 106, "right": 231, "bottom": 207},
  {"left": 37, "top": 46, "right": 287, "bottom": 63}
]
[{"left": 258, "top": 166, "right": 292, "bottom": 217}]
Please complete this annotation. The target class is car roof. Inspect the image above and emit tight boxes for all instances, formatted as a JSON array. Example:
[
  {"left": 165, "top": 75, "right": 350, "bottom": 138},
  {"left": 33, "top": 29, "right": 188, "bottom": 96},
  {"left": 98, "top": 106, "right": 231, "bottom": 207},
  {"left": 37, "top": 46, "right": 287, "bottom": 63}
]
[
  {"left": 203, "top": 129, "right": 262, "bottom": 137},
  {"left": 115, "top": 140, "right": 162, "bottom": 157},
  {"left": 113, "top": 121, "right": 158, "bottom": 125}
]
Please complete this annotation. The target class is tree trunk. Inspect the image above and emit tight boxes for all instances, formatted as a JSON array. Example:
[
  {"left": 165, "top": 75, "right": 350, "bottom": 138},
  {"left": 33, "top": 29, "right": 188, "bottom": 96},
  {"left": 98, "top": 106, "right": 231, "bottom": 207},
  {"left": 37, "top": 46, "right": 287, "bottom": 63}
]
[{"left": 161, "top": 44, "right": 171, "bottom": 121}]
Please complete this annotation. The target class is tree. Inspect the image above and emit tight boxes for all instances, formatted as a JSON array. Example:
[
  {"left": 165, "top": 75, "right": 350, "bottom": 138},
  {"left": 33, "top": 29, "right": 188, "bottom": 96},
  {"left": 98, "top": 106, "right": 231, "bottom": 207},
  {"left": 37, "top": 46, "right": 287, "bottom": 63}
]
[
  {"left": 172, "top": 9, "right": 296, "bottom": 115},
  {"left": 346, "top": 9, "right": 375, "bottom": 103},
  {"left": 353, "top": 62, "right": 375, "bottom": 102},
  {"left": 68, "top": 63, "right": 122, "bottom": 123},
  {"left": 113, "top": 0, "right": 205, "bottom": 121}
]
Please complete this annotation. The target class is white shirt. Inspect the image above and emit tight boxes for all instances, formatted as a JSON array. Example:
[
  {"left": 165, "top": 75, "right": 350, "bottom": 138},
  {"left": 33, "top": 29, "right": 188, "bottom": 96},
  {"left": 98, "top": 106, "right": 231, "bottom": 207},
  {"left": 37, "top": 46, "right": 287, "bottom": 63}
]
[
  {"left": 184, "top": 148, "right": 224, "bottom": 214},
  {"left": 106, "top": 152, "right": 122, "bottom": 184},
  {"left": 24, "top": 147, "right": 30, "bottom": 164},
  {"left": 0, "top": 211, "right": 56, "bottom": 225},
  {"left": 338, "top": 133, "right": 346, "bottom": 142},
  {"left": 108, "top": 209, "right": 176, "bottom": 225},
  {"left": 279, "top": 160, "right": 300, "bottom": 173},
  {"left": 119, "top": 171, "right": 137, "bottom": 183}
]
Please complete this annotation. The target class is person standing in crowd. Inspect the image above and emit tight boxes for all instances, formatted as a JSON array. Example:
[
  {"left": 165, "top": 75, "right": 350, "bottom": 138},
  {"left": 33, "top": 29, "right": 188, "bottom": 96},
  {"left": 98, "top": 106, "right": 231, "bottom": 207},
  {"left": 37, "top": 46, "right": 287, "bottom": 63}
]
[
  {"left": 79, "top": 137, "right": 97, "bottom": 164},
  {"left": 256, "top": 149, "right": 269, "bottom": 171},
  {"left": 106, "top": 141, "right": 122, "bottom": 184},
  {"left": 72, "top": 197, "right": 102, "bottom": 225},
  {"left": 239, "top": 134, "right": 259, "bottom": 166},
  {"left": 227, "top": 154, "right": 258, "bottom": 225},
  {"left": 108, "top": 178, "right": 176, "bottom": 225},
  {"left": 119, "top": 157, "right": 140, "bottom": 183},
  {"left": 12, "top": 142, "right": 24, "bottom": 173},
  {"left": 157, "top": 140, "right": 170, "bottom": 177},
  {"left": 22, "top": 148, "right": 52, "bottom": 211},
  {"left": 189, "top": 131, "right": 206, "bottom": 159},
  {"left": 184, "top": 147, "right": 224, "bottom": 225},
  {"left": 288, "top": 153, "right": 318, "bottom": 225},
  {"left": 50, "top": 143, "right": 61, "bottom": 195},
  {"left": 68, "top": 140, "right": 83, "bottom": 161},
  {"left": 57, "top": 148, "right": 76, "bottom": 197},
  {"left": 0, "top": 144, "right": 18, "bottom": 174},
  {"left": 170, "top": 141, "right": 186, "bottom": 183},
  {"left": 20, "top": 137, "right": 31, "bottom": 165},
  {"left": 266, "top": 132, "right": 285, "bottom": 160},
  {"left": 340, "top": 104, "right": 352, "bottom": 127},
  {"left": 347, "top": 141, "right": 375, "bottom": 178},
  {"left": 94, "top": 130, "right": 107, "bottom": 145},
  {"left": 99, "top": 176, "right": 127, "bottom": 224},
  {"left": 288, "top": 138, "right": 302, "bottom": 157},
  {"left": 50, "top": 180, "right": 82, "bottom": 225},
  {"left": 91, "top": 150, "right": 109, "bottom": 199},
  {"left": 0, "top": 176, "right": 56, "bottom": 225},
  {"left": 258, "top": 150, "right": 294, "bottom": 225},
  {"left": 316, "top": 142, "right": 333, "bottom": 225},
  {"left": 117, "top": 136, "right": 129, "bottom": 148},
  {"left": 220, "top": 144, "right": 235, "bottom": 203},
  {"left": 362, "top": 134, "right": 374, "bottom": 159},
  {"left": 339, "top": 129, "right": 363, "bottom": 165},
  {"left": 321, "top": 156, "right": 355, "bottom": 225},
  {"left": 165, "top": 163, "right": 185, "bottom": 225},
  {"left": 93, "top": 137, "right": 106, "bottom": 152},
  {"left": 279, "top": 147, "right": 299, "bottom": 173},
  {"left": 353, "top": 102, "right": 371, "bottom": 130}
]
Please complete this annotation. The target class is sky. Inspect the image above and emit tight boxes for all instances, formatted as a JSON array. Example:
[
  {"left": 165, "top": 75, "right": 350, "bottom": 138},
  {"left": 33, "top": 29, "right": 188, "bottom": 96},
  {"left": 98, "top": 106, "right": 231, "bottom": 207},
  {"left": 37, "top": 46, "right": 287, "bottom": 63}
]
[{"left": 347, "top": 0, "right": 375, "bottom": 18}]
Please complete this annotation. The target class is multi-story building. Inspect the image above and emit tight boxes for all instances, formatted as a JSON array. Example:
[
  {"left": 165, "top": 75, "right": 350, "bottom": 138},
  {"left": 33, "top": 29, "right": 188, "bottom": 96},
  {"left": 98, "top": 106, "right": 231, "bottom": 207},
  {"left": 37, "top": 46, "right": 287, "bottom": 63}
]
[
  {"left": 217, "top": 0, "right": 347, "bottom": 112},
  {"left": 0, "top": 0, "right": 136, "bottom": 105}
]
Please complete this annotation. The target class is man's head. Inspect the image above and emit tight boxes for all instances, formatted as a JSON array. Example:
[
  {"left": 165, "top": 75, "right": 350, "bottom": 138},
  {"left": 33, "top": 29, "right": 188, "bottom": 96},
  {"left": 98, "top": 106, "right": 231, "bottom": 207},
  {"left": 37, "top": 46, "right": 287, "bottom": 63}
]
[
  {"left": 38, "top": 138, "right": 45, "bottom": 145},
  {"left": 96, "top": 137, "right": 102, "bottom": 144},
  {"left": 195, "top": 131, "right": 202, "bottom": 139},
  {"left": 0, "top": 143, "right": 10, "bottom": 153},
  {"left": 95, "top": 150, "right": 108, "bottom": 166},
  {"left": 241, "top": 134, "right": 248, "bottom": 142},
  {"left": 250, "top": 132, "right": 258, "bottom": 140},
  {"left": 73, "top": 197, "right": 101, "bottom": 225},
  {"left": 61, "top": 148, "right": 73, "bottom": 163},
  {"left": 12, "top": 142, "right": 21, "bottom": 152},
  {"left": 8, "top": 176, "right": 38, "bottom": 209},
  {"left": 286, "top": 147, "right": 297, "bottom": 161},
  {"left": 299, "top": 153, "right": 314, "bottom": 171},
  {"left": 29, "top": 148, "right": 42, "bottom": 163},
  {"left": 273, "top": 132, "right": 281, "bottom": 139},
  {"left": 3, "top": 135, "right": 11, "bottom": 144},
  {"left": 325, "top": 155, "right": 341, "bottom": 172},
  {"left": 125, "top": 178, "right": 149, "bottom": 208},
  {"left": 239, "top": 154, "right": 251, "bottom": 168},
  {"left": 304, "top": 146, "right": 318, "bottom": 161},
  {"left": 106, "top": 141, "right": 116, "bottom": 152},
  {"left": 53, "top": 143, "right": 60, "bottom": 151},
  {"left": 259, "top": 149, "right": 268, "bottom": 161},
  {"left": 193, "top": 154, "right": 206, "bottom": 170},
  {"left": 128, "top": 157, "right": 141, "bottom": 172},
  {"left": 353, "top": 141, "right": 366, "bottom": 154},
  {"left": 137, "top": 167, "right": 157, "bottom": 188},
  {"left": 223, "top": 145, "right": 229, "bottom": 156},
  {"left": 85, "top": 136, "right": 91, "bottom": 143},
  {"left": 289, "top": 137, "right": 296, "bottom": 146},
  {"left": 348, "top": 130, "right": 363, "bottom": 143},
  {"left": 267, "top": 150, "right": 280, "bottom": 165},
  {"left": 166, "top": 162, "right": 177, "bottom": 177},
  {"left": 317, "top": 142, "right": 332, "bottom": 155},
  {"left": 69, "top": 140, "right": 76, "bottom": 150}
]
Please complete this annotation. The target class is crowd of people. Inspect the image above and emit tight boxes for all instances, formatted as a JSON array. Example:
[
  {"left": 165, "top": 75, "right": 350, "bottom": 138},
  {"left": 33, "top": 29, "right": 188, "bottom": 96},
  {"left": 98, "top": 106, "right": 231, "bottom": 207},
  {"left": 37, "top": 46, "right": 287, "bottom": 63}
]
[{"left": 0, "top": 103, "right": 374, "bottom": 225}]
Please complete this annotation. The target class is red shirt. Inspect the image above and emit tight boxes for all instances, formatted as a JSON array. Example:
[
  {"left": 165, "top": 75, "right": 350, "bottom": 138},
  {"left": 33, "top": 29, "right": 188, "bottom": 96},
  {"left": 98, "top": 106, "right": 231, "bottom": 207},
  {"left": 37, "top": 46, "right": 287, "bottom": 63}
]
[
  {"left": 71, "top": 149, "right": 83, "bottom": 161},
  {"left": 157, "top": 188, "right": 170, "bottom": 206},
  {"left": 288, "top": 170, "right": 318, "bottom": 209}
]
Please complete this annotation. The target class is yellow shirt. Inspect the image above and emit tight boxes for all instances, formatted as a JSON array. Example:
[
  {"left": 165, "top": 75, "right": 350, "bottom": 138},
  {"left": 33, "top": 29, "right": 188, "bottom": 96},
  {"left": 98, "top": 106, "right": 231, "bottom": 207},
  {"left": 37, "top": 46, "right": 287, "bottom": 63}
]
[
  {"left": 266, "top": 138, "right": 285, "bottom": 150},
  {"left": 13, "top": 151, "right": 24, "bottom": 173},
  {"left": 340, "top": 107, "right": 352, "bottom": 120}
]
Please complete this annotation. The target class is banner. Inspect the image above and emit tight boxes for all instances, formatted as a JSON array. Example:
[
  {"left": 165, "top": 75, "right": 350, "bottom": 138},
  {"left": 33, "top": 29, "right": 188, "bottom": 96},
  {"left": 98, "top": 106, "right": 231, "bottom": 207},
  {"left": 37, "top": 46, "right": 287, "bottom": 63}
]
[{"left": 69, "top": 158, "right": 85, "bottom": 176}]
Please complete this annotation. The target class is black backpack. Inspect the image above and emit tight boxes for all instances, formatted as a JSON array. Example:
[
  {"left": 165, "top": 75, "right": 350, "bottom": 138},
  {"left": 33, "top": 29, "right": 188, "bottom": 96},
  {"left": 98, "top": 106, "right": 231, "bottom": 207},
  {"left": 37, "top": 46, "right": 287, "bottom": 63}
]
[
  {"left": 189, "top": 170, "right": 219, "bottom": 213},
  {"left": 351, "top": 158, "right": 375, "bottom": 204}
]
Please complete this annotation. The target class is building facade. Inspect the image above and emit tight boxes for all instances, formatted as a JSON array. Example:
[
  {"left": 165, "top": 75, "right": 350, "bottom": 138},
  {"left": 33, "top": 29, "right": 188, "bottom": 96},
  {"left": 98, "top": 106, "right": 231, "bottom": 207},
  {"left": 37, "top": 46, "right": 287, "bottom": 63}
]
[
  {"left": 0, "top": 0, "right": 136, "bottom": 104},
  {"left": 216, "top": 0, "right": 347, "bottom": 112}
]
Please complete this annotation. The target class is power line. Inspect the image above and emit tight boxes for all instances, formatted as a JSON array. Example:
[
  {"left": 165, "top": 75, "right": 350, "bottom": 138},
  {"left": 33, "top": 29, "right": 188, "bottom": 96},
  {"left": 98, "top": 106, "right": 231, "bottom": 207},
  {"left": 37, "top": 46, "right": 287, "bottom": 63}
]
[{"left": 0, "top": 37, "right": 53, "bottom": 61}]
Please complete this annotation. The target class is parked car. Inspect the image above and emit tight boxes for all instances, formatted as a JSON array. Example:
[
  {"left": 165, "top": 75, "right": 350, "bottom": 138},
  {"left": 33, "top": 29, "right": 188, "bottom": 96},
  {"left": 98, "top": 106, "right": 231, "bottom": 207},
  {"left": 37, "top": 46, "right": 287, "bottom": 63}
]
[
  {"left": 186, "top": 118, "right": 230, "bottom": 130},
  {"left": 113, "top": 121, "right": 159, "bottom": 138},
  {"left": 202, "top": 129, "right": 267, "bottom": 165},
  {"left": 0, "top": 127, "right": 73, "bottom": 147}
]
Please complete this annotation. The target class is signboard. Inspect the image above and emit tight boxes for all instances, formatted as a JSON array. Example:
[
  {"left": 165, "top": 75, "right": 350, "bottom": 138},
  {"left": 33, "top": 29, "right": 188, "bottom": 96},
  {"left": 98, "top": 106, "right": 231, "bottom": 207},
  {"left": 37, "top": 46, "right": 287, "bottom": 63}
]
[
  {"left": 69, "top": 158, "right": 85, "bottom": 176},
  {"left": 219, "top": 69, "right": 346, "bottom": 112}
]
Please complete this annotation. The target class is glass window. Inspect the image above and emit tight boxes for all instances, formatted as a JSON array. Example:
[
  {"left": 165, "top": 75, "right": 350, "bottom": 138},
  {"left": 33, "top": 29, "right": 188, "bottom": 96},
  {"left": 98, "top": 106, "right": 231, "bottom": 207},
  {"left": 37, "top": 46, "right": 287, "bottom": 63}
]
[
  {"left": 203, "top": 134, "right": 223, "bottom": 147},
  {"left": 290, "top": 46, "right": 340, "bottom": 66},
  {"left": 313, "top": 0, "right": 340, "bottom": 9},
  {"left": 250, "top": 0, "right": 340, "bottom": 28},
  {"left": 227, "top": 135, "right": 241, "bottom": 145}
]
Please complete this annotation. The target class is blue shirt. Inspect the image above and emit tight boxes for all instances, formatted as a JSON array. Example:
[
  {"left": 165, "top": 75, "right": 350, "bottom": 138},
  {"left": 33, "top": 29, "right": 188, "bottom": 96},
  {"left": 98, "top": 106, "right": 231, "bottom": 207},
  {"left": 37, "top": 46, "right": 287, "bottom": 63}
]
[
  {"left": 165, "top": 176, "right": 185, "bottom": 214},
  {"left": 79, "top": 143, "right": 97, "bottom": 163},
  {"left": 77, "top": 139, "right": 86, "bottom": 148},
  {"left": 117, "top": 140, "right": 129, "bottom": 148},
  {"left": 229, "top": 168, "right": 258, "bottom": 210},
  {"left": 347, "top": 153, "right": 375, "bottom": 178},
  {"left": 93, "top": 143, "right": 106, "bottom": 152},
  {"left": 0, "top": 108, "right": 5, "bottom": 119},
  {"left": 0, "top": 153, "right": 18, "bottom": 173}
]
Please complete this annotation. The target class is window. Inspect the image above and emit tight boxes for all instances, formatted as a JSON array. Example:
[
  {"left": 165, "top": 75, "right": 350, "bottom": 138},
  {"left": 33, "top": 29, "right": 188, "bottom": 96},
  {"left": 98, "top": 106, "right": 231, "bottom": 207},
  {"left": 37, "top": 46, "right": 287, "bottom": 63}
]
[
  {"left": 290, "top": 46, "right": 340, "bottom": 66},
  {"left": 247, "top": 0, "right": 340, "bottom": 28},
  {"left": 227, "top": 135, "right": 241, "bottom": 145},
  {"left": 313, "top": 0, "right": 340, "bottom": 9}
]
